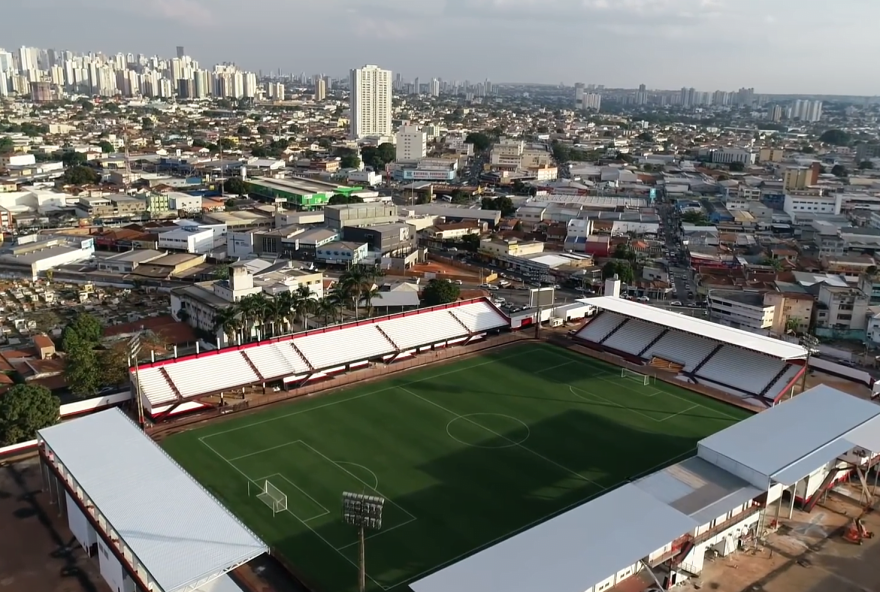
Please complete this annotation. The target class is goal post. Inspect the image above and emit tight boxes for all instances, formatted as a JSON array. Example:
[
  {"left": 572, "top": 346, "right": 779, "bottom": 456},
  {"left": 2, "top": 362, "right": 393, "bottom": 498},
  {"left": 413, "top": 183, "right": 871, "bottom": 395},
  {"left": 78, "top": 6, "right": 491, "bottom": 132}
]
[
  {"left": 250, "top": 479, "right": 287, "bottom": 515},
  {"left": 620, "top": 367, "right": 653, "bottom": 386}
]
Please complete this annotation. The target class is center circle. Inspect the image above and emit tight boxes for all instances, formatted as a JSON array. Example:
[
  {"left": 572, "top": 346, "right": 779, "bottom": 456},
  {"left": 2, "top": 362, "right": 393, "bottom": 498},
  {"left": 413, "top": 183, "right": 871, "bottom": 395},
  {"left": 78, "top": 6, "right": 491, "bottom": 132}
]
[{"left": 446, "top": 413, "right": 531, "bottom": 449}]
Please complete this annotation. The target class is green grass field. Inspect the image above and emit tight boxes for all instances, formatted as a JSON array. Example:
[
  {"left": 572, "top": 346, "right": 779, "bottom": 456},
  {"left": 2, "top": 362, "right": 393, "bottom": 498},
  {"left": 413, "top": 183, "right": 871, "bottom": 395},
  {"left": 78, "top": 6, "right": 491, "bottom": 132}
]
[{"left": 162, "top": 343, "right": 751, "bottom": 592}]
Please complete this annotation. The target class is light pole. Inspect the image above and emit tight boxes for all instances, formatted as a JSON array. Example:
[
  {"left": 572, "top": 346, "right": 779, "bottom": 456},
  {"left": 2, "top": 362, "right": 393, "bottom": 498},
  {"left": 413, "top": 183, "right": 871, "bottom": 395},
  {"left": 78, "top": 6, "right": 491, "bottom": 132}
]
[
  {"left": 798, "top": 334, "right": 819, "bottom": 397},
  {"left": 129, "top": 334, "right": 145, "bottom": 429},
  {"left": 342, "top": 492, "right": 384, "bottom": 592}
]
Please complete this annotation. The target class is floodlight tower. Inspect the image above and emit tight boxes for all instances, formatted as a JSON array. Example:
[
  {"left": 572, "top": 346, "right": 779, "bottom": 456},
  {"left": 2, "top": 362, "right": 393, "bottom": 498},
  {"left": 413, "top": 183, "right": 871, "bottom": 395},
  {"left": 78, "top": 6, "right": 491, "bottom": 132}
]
[{"left": 342, "top": 492, "right": 385, "bottom": 592}]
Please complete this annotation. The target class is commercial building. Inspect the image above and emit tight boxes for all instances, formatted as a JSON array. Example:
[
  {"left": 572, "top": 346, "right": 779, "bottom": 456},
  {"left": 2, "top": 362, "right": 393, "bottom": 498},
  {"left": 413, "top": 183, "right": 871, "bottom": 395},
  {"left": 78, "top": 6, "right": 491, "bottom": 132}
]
[
  {"left": 343, "top": 222, "right": 415, "bottom": 256},
  {"left": 707, "top": 290, "right": 776, "bottom": 332},
  {"left": 96, "top": 249, "right": 165, "bottom": 274},
  {"left": 479, "top": 238, "right": 545, "bottom": 258},
  {"left": 157, "top": 227, "right": 214, "bottom": 254},
  {"left": 168, "top": 192, "right": 202, "bottom": 213},
  {"left": 349, "top": 64, "right": 392, "bottom": 140},
  {"left": 0, "top": 235, "right": 95, "bottom": 280},
  {"left": 396, "top": 124, "right": 427, "bottom": 161},
  {"left": 783, "top": 193, "right": 842, "bottom": 217},
  {"left": 782, "top": 164, "right": 820, "bottom": 191},
  {"left": 391, "top": 158, "right": 458, "bottom": 182},
  {"left": 245, "top": 178, "right": 362, "bottom": 210},
  {"left": 326, "top": 202, "right": 399, "bottom": 229},
  {"left": 702, "top": 148, "right": 756, "bottom": 165},
  {"left": 315, "top": 241, "right": 370, "bottom": 265}
]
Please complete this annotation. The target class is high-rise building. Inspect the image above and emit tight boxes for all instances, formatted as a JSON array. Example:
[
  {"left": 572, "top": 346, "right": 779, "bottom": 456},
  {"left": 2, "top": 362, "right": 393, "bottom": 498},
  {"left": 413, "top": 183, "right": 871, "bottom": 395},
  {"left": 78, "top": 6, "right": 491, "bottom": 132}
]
[
  {"left": 349, "top": 64, "right": 392, "bottom": 140},
  {"left": 430, "top": 78, "right": 440, "bottom": 97},
  {"left": 313, "top": 74, "right": 326, "bottom": 101},
  {"left": 770, "top": 105, "right": 783, "bottom": 122},
  {"left": 413, "top": 77, "right": 420, "bottom": 95},
  {"left": 177, "top": 46, "right": 185, "bottom": 59},
  {"left": 574, "top": 83, "right": 585, "bottom": 109},
  {"left": 395, "top": 123, "right": 427, "bottom": 161},
  {"left": 635, "top": 83, "right": 647, "bottom": 105}
]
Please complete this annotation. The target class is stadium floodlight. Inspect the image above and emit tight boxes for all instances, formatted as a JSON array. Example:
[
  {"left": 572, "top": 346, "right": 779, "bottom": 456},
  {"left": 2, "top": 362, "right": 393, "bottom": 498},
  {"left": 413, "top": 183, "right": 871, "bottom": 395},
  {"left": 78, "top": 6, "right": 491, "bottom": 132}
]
[
  {"left": 128, "top": 334, "right": 145, "bottom": 430},
  {"left": 343, "top": 492, "right": 385, "bottom": 592}
]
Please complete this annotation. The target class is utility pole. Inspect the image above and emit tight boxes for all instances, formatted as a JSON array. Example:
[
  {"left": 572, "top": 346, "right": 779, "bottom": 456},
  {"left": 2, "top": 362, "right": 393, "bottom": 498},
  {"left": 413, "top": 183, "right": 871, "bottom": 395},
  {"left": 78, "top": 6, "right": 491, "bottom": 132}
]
[
  {"left": 798, "top": 334, "right": 819, "bottom": 398},
  {"left": 129, "top": 334, "right": 145, "bottom": 429}
]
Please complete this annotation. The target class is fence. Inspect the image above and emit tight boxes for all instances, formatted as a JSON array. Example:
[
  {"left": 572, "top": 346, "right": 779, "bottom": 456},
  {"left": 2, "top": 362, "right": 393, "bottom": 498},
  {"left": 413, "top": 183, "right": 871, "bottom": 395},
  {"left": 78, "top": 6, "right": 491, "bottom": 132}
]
[{"left": 809, "top": 356, "right": 873, "bottom": 387}]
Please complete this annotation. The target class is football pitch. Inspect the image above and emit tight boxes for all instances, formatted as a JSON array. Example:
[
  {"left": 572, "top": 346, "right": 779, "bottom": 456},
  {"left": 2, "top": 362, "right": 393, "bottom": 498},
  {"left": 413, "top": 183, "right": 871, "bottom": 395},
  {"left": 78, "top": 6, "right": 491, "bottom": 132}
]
[{"left": 162, "top": 343, "right": 751, "bottom": 592}]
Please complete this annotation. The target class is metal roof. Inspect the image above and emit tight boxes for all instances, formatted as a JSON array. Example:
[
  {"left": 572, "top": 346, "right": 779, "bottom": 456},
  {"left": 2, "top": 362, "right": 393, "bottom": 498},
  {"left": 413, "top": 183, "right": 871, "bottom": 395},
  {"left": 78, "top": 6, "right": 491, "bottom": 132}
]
[
  {"left": 633, "top": 457, "right": 764, "bottom": 526},
  {"left": 586, "top": 296, "right": 807, "bottom": 360},
  {"left": 38, "top": 409, "right": 267, "bottom": 592},
  {"left": 410, "top": 484, "right": 698, "bottom": 592},
  {"left": 698, "top": 385, "right": 880, "bottom": 488}
]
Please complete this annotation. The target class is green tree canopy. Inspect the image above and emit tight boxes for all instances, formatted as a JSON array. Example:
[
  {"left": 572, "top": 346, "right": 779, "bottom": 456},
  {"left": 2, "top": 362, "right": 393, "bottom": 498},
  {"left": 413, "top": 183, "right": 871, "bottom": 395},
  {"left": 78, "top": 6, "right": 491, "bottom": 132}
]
[
  {"left": 601, "top": 260, "right": 634, "bottom": 284},
  {"left": 421, "top": 279, "right": 461, "bottom": 307},
  {"left": 0, "top": 384, "right": 60, "bottom": 446},
  {"left": 360, "top": 143, "right": 396, "bottom": 170},
  {"left": 831, "top": 164, "right": 848, "bottom": 177},
  {"left": 728, "top": 161, "right": 746, "bottom": 172},
  {"left": 818, "top": 129, "right": 851, "bottom": 146},
  {"left": 224, "top": 177, "right": 248, "bottom": 195},
  {"left": 65, "top": 346, "right": 102, "bottom": 399},
  {"left": 61, "top": 151, "right": 87, "bottom": 167},
  {"left": 465, "top": 132, "right": 492, "bottom": 152},
  {"left": 328, "top": 193, "right": 364, "bottom": 205},
  {"left": 236, "top": 125, "right": 250, "bottom": 135},
  {"left": 637, "top": 132, "right": 654, "bottom": 142},
  {"left": 98, "top": 140, "right": 114, "bottom": 153},
  {"left": 256, "top": 125, "right": 269, "bottom": 135},
  {"left": 141, "top": 117, "right": 154, "bottom": 130},
  {"left": 0, "top": 136, "right": 13, "bottom": 153},
  {"left": 613, "top": 243, "right": 637, "bottom": 262},
  {"left": 219, "top": 138, "right": 236, "bottom": 150},
  {"left": 61, "top": 312, "right": 103, "bottom": 351},
  {"left": 551, "top": 140, "right": 571, "bottom": 163},
  {"left": 333, "top": 147, "right": 361, "bottom": 169},
  {"left": 62, "top": 165, "right": 100, "bottom": 185},
  {"left": 681, "top": 210, "right": 708, "bottom": 225},
  {"left": 858, "top": 160, "right": 874, "bottom": 170},
  {"left": 481, "top": 196, "right": 516, "bottom": 217}
]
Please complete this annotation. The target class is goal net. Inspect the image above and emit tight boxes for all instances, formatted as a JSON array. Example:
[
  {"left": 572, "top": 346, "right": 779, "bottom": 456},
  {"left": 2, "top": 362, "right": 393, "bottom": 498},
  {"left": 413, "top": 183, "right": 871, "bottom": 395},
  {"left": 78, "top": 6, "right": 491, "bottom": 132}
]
[
  {"left": 620, "top": 367, "right": 653, "bottom": 385},
  {"left": 252, "top": 480, "right": 287, "bottom": 515}
]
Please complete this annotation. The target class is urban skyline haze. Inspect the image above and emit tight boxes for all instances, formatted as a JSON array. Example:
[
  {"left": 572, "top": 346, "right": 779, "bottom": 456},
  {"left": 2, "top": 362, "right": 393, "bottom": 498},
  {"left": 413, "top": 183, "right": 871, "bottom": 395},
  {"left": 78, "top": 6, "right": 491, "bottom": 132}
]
[{"left": 4, "top": 0, "right": 878, "bottom": 95}]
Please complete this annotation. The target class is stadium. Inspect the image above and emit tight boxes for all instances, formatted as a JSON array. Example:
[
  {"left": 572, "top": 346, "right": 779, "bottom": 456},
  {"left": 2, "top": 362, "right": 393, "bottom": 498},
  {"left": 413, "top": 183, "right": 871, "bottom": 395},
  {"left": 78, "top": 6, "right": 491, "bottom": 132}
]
[{"left": 33, "top": 286, "right": 880, "bottom": 592}]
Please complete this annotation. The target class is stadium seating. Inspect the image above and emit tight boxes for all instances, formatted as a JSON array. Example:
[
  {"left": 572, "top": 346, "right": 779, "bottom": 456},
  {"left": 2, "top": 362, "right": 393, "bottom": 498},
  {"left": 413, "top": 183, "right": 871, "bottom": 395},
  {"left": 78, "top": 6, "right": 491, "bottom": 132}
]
[
  {"left": 164, "top": 351, "right": 260, "bottom": 397},
  {"left": 243, "top": 343, "right": 311, "bottom": 379},
  {"left": 575, "top": 312, "right": 626, "bottom": 343},
  {"left": 448, "top": 301, "right": 508, "bottom": 333},
  {"left": 379, "top": 310, "right": 468, "bottom": 350},
  {"left": 295, "top": 324, "right": 396, "bottom": 370},
  {"left": 762, "top": 364, "right": 800, "bottom": 399},
  {"left": 137, "top": 367, "right": 178, "bottom": 406},
  {"left": 696, "top": 345, "right": 787, "bottom": 395},
  {"left": 642, "top": 330, "right": 718, "bottom": 371},
  {"left": 602, "top": 319, "right": 666, "bottom": 355}
]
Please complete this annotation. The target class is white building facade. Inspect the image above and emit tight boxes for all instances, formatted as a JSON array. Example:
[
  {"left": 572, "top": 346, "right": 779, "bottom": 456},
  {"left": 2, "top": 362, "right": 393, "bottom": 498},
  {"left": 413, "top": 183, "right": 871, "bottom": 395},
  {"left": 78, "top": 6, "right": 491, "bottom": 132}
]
[
  {"left": 349, "top": 64, "right": 392, "bottom": 140},
  {"left": 395, "top": 124, "right": 427, "bottom": 161}
]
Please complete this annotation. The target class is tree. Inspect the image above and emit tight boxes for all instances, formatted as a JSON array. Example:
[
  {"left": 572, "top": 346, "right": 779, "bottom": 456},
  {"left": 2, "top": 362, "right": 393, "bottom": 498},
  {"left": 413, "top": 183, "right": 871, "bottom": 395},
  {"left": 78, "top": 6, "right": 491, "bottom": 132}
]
[
  {"left": 0, "top": 384, "right": 60, "bottom": 446},
  {"left": 681, "top": 210, "right": 708, "bottom": 225},
  {"left": 256, "top": 125, "right": 269, "bottom": 136},
  {"left": 465, "top": 132, "right": 492, "bottom": 152},
  {"left": 98, "top": 140, "right": 114, "bottom": 153},
  {"left": 250, "top": 146, "right": 269, "bottom": 158},
  {"left": 61, "top": 151, "right": 87, "bottom": 167},
  {"left": 421, "top": 279, "right": 460, "bottom": 306},
  {"left": 728, "top": 161, "right": 745, "bottom": 172},
  {"left": 340, "top": 265, "right": 380, "bottom": 320},
  {"left": 141, "top": 117, "right": 154, "bottom": 130},
  {"left": 831, "top": 164, "right": 848, "bottom": 177},
  {"left": 637, "top": 132, "right": 654, "bottom": 142},
  {"left": 819, "top": 129, "right": 851, "bottom": 146},
  {"left": 219, "top": 138, "right": 236, "bottom": 150},
  {"left": 0, "top": 136, "right": 13, "bottom": 153},
  {"left": 859, "top": 160, "right": 874, "bottom": 170},
  {"left": 461, "top": 233, "right": 481, "bottom": 252},
  {"left": 613, "top": 243, "right": 637, "bottom": 262},
  {"left": 61, "top": 312, "right": 103, "bottom": 351},
  {"left": 328, "top": 193, "right": 364, "bottom": 205},
  {"left": 63, "top": 165, "right": 100, "bottom": 185},
  {"left": 236, "top": 125, "right": 251, "bottom": 135},
  {"left": 801, "top": 145, "right": 815, "bottom": 154},
  {"left": 601, "top": 260, "right": 634, "bottom": 284},
  {"left": 481, "top": 196, "right": 516, "bottom": 217},
  {"left": 223, "top": 177, "right": 248, "bottom": 195},
  {"left": 340, "top": 154, "right": 360, "bottom": 169},
  {"left": 760, "top": 256, "right": 783, "bottom": 272},
  {"left": 360, "top": 143, "right": 396, "bottom": 170}
]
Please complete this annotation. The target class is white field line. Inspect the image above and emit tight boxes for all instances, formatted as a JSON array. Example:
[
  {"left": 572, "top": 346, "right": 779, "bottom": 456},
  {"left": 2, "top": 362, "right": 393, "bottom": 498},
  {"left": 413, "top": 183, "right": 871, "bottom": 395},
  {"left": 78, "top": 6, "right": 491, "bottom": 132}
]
[
  {"left": 657, "top": 404, "right": 700, "bottom": 423},
  {"left": 568, "top": 385, "right": 662, "bottom": 423},
  {"left": 254, "top": 472, "right": 330, "bottom": 522},
  {"left": 398, "top": 386, "right": 605, "bottom": 491}
]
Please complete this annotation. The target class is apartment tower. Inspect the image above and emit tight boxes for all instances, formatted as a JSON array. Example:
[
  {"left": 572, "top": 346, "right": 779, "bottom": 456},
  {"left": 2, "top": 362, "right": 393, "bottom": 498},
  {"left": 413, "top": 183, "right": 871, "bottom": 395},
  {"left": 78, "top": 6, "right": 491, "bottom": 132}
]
[{"left": 349, "top": 64, "right": 392, "bottom": 140}]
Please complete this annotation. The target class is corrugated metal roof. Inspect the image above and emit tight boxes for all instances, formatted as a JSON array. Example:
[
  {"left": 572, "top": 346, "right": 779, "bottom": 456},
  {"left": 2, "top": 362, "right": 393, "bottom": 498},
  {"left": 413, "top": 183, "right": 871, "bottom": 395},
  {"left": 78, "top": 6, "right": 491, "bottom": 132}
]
[
  {"left": 844, "top": 417, "right": 880, "bottom": 454},
  {"left": 38, "top": 409, "right": 267, "bottom": 592},
  {"left": 633, "top": 457, "right": 763, "bottom": 526},
  {"left": 410, "top": 484, "right": 698, "bottom": 592},
  {"left": 699, "top": 385, "right": 880, "bottom": 487},
  {"left": 586, "top": 296, "right": 807, "bottom": 360}
]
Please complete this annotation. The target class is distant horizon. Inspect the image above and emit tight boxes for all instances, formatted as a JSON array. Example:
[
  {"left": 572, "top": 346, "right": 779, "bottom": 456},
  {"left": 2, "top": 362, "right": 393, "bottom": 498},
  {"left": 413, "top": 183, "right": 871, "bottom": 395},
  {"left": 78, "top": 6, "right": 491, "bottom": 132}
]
[{"left": 5, "top": 0, "right": 879, "bottom": 95}]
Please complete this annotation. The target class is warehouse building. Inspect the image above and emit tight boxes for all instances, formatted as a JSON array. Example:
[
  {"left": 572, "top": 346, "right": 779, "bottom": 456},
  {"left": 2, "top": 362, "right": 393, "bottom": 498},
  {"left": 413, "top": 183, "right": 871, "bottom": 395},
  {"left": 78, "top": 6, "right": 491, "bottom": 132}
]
[{"left": 245, "top": 178, "right": 362, "bottom": 210}]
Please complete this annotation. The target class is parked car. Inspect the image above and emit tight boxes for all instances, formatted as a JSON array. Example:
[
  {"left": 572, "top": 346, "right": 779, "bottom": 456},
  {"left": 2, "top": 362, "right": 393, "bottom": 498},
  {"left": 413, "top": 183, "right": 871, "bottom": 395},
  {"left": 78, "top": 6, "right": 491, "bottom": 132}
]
[{"left": 670, "top": 300, "right": 682, "bottom": 306}]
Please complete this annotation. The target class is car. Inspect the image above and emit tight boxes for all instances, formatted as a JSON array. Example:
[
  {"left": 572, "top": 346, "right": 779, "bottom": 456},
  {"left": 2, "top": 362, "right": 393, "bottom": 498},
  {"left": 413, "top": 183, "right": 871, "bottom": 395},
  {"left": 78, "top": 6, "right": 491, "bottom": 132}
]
[
  {"left": 636, "top": 296, "right": 650, "bottom": 303},
  {"left": 670, "top": 300, "right": 682, "bottom": 306}
]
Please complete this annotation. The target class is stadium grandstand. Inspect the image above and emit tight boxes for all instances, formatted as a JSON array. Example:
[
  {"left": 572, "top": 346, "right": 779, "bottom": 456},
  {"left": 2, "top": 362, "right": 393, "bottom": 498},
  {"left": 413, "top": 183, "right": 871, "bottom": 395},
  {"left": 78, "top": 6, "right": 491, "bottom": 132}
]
[
  {"left": 574, "top": 295, "right": 808, "bottom": 407},
  {"left": 411, "top": 384, "right": 880, "bottom": 592},
  {"left": 37, "top": 408, "right": 268, "bottom": 592},
  {"left": 131, "top": 298, "right": 509, "bottom": 420}
]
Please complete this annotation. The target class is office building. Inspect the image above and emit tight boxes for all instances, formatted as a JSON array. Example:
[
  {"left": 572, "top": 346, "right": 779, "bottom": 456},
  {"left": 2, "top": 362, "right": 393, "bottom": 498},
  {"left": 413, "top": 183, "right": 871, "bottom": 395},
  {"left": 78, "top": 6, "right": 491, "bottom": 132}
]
[
  {"left": 314, "top": 74, "right": 326, "bottom": 101},
  {"left": 395, "top": 124, "right": 427, "bottom": 161},
  {"left": 349, "top": 64, "right": 393, "bottom": 140},
  {"left": 176, "top": 46, "right": 185, "bottom": 59}
]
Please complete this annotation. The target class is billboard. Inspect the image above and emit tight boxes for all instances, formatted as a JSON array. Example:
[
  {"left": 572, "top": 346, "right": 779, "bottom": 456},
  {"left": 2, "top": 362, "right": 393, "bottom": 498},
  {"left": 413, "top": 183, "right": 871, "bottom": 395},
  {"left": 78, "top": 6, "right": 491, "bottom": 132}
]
[{"left": 529, "top": 287, "right": 555, "bottom": 308}]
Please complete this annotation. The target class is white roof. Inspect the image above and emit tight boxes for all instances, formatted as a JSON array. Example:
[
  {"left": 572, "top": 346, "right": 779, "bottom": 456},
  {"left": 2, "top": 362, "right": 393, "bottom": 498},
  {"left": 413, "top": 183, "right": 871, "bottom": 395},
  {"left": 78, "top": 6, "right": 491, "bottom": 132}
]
[
  {"left": 587, "top": 296, "right": 807, "bottom": 360},
  {"left": 38, "top": 409, "right": 267, "bottom": 592},
  {"left": 410, "top": 484, "right": 698, "bottom": 592},
  {"left": 698, "top": 385, "right": 880, "bottom": 488}
]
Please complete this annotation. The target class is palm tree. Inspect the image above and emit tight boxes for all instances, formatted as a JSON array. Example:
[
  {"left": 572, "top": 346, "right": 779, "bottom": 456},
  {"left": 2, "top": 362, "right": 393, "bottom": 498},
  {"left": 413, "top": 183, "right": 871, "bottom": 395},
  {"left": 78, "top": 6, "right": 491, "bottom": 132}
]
[
  {"left": 294, "top": 288, "right": 316, "bottom": 330},
  {"left": 238, "top": 293, "right": 269, "bottom": 342},
  {"left": 263, "top": 297, "right": 286, "bottom": 338},
  {"left": 316, "top": 297, "right": 339, "bottom": 326},
  {"left": 212, "top": 307, "right": 242, "bottom": 347},
  {"left": 360, "top": 284, "right": 381, "bottom": 318},
  {"left": 326, "top": 284, "right": 348, "bottom": 324},
  {"left": 340, "top": 265, "right": 380, "bottom": 320},
  {"left": 275, "top": 290, "right": 299, "bottom": 334}
]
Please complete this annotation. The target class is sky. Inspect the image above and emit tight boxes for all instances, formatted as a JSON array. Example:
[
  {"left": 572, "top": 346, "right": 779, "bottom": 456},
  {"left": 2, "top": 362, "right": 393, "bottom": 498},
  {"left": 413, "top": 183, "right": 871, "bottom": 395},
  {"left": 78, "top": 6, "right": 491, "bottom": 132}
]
[{"left": 4, "top": 0, "right": 879, "bottom": 95}]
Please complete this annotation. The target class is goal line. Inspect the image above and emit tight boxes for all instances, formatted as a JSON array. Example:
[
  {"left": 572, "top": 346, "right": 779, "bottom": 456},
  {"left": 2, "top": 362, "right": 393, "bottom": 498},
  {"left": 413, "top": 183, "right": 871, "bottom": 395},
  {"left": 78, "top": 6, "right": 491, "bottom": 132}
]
[{"left": 620, "top": 367, "right": 654, "bottom": 386}]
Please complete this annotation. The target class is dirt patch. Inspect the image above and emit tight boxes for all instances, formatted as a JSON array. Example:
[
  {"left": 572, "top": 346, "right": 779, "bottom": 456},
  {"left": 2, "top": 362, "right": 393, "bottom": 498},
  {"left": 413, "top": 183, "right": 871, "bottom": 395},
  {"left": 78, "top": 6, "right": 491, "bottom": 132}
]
[{"left": 0, "top": 457, "right": 108, "bottom": 592}]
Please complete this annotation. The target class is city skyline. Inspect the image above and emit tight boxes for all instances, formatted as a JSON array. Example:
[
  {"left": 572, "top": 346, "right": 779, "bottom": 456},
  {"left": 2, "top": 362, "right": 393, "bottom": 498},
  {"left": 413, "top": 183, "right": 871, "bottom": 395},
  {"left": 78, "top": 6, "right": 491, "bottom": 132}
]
[{"left": 4, "top": 0, "right": 879, "bottom": 96}]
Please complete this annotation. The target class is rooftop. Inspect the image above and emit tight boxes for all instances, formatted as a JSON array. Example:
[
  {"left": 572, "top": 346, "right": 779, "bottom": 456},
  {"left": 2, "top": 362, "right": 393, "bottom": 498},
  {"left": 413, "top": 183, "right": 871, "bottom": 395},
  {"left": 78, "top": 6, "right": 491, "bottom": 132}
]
[{"left": 38, "top": 409, "right": 267, "bottom": 592}]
